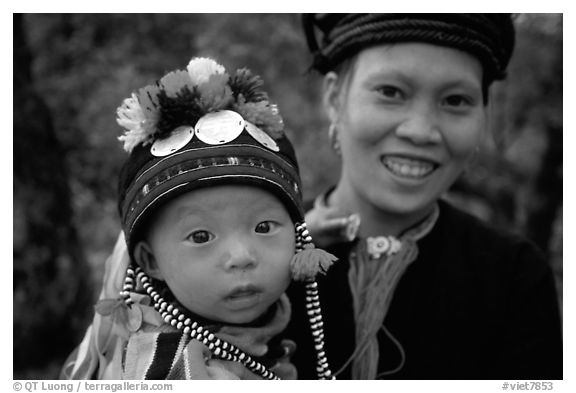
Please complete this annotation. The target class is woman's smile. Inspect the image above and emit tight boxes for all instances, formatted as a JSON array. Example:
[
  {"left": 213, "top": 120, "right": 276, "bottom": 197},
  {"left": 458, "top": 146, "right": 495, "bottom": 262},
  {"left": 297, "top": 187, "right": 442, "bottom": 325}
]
[{"left": 380, "top": 155, "right": 438, "bottom": 180}]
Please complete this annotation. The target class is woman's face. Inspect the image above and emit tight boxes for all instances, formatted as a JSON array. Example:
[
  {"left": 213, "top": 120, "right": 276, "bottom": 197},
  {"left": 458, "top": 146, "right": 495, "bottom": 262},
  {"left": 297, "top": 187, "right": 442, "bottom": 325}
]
[
  {"left": 136, "top": 185, "right": 294, "bottom": 325},
  {"left": 326, "top": 43, "right": 486, "bottom": 219}
]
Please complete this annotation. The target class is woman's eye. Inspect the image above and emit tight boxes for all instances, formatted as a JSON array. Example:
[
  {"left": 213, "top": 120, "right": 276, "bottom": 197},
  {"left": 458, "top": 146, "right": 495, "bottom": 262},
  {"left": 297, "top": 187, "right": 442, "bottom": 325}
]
[
  {"left": 255, "top": 221, "right": 275, "bottom": 234},
  {"left": 188, "top": 230, "right": 213, "bottom": 244},
  {"left": 377, "top": 85, "right": 403, "bottom": 100},
  {"left": 443, "top": 94, "right": 472, "bottom": 107}
]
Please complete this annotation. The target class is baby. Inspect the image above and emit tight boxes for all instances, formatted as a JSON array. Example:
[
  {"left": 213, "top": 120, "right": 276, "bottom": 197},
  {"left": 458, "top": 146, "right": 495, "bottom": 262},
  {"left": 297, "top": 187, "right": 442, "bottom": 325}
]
[{"left": 61, "top": 57, "right": 335, "bottom": 380}]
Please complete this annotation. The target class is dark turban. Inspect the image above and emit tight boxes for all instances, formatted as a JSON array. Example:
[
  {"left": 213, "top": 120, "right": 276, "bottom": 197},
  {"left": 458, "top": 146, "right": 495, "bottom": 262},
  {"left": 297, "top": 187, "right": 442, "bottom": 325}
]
[{"left": 302, "top": 13, "right": 515, "bottom": 83}]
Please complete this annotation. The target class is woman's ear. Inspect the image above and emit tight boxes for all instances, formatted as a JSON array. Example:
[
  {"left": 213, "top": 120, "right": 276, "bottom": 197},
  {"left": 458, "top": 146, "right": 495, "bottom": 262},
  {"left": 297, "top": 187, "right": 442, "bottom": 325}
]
[
  {"left": 133, "top": 241, "right": 164, "bottom": 281},
  {"left": 323, "top": 71, "right": 342, "bottom": 125}
]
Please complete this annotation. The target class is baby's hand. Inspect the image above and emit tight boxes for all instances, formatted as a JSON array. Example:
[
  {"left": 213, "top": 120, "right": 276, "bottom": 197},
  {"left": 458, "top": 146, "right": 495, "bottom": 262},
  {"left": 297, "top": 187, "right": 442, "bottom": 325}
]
[{"left": 305, "top": 204, "right": 360, "bottom": 248}]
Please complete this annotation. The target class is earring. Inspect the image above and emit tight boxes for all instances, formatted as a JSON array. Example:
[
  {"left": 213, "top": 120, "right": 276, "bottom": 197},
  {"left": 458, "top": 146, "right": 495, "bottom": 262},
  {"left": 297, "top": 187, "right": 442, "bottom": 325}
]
[
  {"left": 328, "top": 123, "right": 341, "bottom": 155},
  {"left": 464, "top": 145, "right": 481, "bottom": 173}
]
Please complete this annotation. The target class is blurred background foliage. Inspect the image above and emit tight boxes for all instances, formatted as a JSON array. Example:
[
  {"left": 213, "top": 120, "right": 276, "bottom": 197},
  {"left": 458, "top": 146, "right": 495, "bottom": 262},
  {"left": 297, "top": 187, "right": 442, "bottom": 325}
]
[{"left": 13, "top": 13, "right": 562, "bottom": 379}]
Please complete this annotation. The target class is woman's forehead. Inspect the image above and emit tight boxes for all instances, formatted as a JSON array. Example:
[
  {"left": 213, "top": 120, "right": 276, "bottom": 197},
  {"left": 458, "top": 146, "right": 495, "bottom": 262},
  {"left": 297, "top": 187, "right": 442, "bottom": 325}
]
[{"left": 351, "top": 43, "right": 483, "bottom": 87}]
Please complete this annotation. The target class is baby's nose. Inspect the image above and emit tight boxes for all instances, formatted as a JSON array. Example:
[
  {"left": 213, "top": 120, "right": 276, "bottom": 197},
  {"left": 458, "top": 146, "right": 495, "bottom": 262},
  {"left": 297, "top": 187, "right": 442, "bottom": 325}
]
[{"left": 222, "top": 238, "right": 258, "bottom": 271}]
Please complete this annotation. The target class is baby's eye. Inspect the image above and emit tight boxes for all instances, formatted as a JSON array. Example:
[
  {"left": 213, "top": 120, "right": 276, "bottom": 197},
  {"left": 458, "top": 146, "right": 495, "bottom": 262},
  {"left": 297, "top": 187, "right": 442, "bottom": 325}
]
[
  {"left": 187, "top": 230, "right": 214, "bottom": 244},
  {"left": 255, "top": 221, "right": 276, "bottom": 234}
]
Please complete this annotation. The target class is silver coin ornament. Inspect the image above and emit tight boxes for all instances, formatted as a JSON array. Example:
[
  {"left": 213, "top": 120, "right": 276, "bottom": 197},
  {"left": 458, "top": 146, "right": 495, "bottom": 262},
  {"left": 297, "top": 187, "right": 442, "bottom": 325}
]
[
  {"left": 150, "top": 125, "right": 195, "bottom": 157},
  {"left": 194, "top": 110, "right": 245, "bottom": 145},
  {"left": 245, "top": 121, "right": 280, "bottom": 152}
]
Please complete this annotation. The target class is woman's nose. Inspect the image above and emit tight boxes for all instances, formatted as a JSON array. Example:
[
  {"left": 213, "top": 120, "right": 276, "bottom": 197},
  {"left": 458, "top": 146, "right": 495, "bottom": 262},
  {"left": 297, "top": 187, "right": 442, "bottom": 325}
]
[
  {"left": 222, "top": 237, "right": 258, "bottom": 271},
  {"left": 395, "top": 105, "right": 442, "bottom": 145}
]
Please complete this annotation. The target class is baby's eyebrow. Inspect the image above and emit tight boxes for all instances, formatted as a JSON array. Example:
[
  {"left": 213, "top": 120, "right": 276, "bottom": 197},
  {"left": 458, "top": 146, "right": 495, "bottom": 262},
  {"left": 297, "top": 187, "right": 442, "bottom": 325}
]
[
  {"left": 254, "top": 201, "right": 290, "bottom": 216},
  {"left": 172, "top": 204, "right": 208, "bottom": 221}
]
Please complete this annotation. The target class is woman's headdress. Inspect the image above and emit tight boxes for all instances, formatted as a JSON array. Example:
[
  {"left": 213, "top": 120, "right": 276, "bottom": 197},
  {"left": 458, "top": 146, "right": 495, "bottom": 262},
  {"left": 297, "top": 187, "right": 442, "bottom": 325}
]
[{"left": 302, "top": 13, "right": 515, "bottom": 83}]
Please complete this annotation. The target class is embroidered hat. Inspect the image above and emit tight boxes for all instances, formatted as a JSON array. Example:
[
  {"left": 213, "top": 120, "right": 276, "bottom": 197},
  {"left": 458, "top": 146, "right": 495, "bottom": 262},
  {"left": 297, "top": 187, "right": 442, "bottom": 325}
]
[
  {"left": 302, "top": 13, "right": 515, "bottom": 83},
  {"left": 116, "top": 58, "right": 303, "bottom": 255}
]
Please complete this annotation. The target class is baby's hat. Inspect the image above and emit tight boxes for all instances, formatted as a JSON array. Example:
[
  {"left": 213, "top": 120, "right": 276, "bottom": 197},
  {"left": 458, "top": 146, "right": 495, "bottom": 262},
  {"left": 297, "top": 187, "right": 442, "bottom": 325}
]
[
  {"left": 114, "top": 59, "right": 334, "bottom": 380},
  {"left": 116, "top": 57, "right": 303, "bottom": 256}
]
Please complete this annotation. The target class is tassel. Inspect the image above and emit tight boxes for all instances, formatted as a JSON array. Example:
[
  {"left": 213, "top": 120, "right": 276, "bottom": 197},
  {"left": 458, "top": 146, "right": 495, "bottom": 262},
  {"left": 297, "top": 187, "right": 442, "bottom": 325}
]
[{"left": 291, "top": 243, "right": 337, "bottom": 281}]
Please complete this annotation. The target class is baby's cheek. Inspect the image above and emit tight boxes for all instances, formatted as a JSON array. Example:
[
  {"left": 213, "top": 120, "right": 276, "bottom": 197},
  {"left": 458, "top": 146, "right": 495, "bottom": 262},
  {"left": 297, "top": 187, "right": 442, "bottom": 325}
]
[{"left": 266, "top": 255, "right": 292, "bottom": 291}]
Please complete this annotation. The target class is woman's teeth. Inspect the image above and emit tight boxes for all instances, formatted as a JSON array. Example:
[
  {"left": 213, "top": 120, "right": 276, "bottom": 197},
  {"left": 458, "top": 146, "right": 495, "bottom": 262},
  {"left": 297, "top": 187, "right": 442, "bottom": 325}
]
[{"left": 382, "top": 156, "right": 436, "bottom": 179}]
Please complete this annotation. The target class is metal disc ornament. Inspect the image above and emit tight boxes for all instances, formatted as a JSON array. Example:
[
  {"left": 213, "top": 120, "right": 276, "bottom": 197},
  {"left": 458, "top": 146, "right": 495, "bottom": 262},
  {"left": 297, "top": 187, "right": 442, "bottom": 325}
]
[
  {"left": 151, "top": 125, "right": 194, "bottom": 157},
  {"left": 194, "top": 110, "right": 245, "bottom": 145},
  {"left": 245, "top": 121, "right": 280, "bottom": 152}
]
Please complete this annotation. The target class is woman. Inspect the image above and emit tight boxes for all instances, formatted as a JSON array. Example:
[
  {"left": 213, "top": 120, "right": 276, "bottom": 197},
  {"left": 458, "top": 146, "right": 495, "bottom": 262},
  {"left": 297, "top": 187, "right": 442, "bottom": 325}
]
[{"left": 285, "top": 14, "right": 562, "bottom": 380}]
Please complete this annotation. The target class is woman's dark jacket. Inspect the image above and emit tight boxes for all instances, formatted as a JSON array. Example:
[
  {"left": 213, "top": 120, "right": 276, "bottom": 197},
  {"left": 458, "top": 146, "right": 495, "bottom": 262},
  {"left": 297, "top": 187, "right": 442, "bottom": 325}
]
[{"left": 285, "top": 200, "right": 562, "bottom": 379}]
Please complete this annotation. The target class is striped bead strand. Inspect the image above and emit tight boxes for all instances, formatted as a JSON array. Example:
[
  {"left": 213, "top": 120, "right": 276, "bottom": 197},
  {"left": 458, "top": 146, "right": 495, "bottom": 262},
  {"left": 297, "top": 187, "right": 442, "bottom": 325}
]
[
  {"left": 136, "top": 268, "right": 236, "bottom": 362},
  {"left": 305, "top": 280, "right": 333, "bottom": 379},
  {"left": 295, "top": 222, "right": 335, "bottom": 380},
  {"left": 295, "top": 224, "right": 305, "bottom": 252},
  {"left": 121, "top": 266, "right": 136, "bottom": 306},
  {"left": 129, "top": 266, "right": 279, "bottom": 380},
  {"left": 295, "top": 222, "right": 313, "bottom": 251}
]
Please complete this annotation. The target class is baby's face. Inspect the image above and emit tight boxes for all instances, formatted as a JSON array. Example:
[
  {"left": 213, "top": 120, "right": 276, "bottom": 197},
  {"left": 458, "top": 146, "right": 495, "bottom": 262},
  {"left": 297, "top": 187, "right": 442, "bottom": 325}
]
[{"left": 142, "top": 185, "right": 295, "bottom": 324}]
